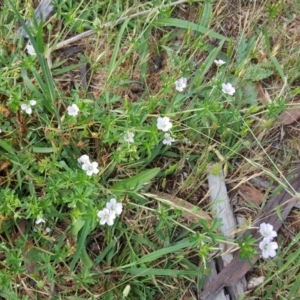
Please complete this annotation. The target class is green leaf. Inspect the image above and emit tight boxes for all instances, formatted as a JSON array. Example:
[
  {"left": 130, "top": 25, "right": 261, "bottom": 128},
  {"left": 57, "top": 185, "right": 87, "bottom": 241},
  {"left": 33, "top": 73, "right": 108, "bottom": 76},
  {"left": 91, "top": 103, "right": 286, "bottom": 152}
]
[
  {"left": 200, "top": 2, "right": 212, "bottom": 28},
  {"left": 111, "top": 168, "right": 160, "bottom": 193},
  {"left": 243, "top": 83, "right": 258, "bottom": 105},
  {"left": 136, "top": 238, "right": 194, "bottom": 265},
  {"left": 108, "top": 18, "right": 131, "bottom": 80},
  {"left": 52, "top": 63, "right": 84, "bottom": 76},
  {"left": 95, "top": 240, "right": 116, "bottom": 264},
  {"left": 123, "top": 267, "right": 199, "bottom": 277},
  {"left": 243, "top": 64, "right": 274, "bottom": 82},
  {"left": 70, "top": 219, "right": 92, "bottom": 270},
  {"left": 153, "top": 18, "right": 229, "bottom": 42},
  {"left": 0, "top": 139, "right": 15, "bottom": 154},
  {"left": 71, "top": 216, "right": 85, "bottom": 237},
  {"left": 32, "top": 146, "right": 54, "bottom": 153}
]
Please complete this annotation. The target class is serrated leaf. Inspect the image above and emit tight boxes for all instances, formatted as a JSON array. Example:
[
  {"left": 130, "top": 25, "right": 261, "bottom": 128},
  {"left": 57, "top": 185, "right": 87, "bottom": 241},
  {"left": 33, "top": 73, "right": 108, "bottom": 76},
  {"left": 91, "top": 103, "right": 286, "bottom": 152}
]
[
  {"left": 243, "top": 83, "right": 258, "bottom": 105},
  {"left": 243, "top": 65, "right": 274, "bottom": 81},
  {"left": 236, "top": 35, "right": 248, "bottom": 65}
]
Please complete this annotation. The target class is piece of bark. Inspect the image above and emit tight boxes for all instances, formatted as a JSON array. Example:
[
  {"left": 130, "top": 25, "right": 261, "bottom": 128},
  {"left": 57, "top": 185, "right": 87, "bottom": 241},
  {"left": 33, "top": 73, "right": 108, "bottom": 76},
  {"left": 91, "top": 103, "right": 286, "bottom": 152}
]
[
  {"left": 199, "top": 166, "right": 300, "bottom": 299},
  {"left": 17, "top": 0, "right": 54, "bottom": 38},
  {"left": 207, "top": 169, "right": 246, "bottom": 299},
  {"left": 208, "top": 170, "right": 236, "bottom": 240},
  {"left": 80, "top": 64, "right": 88, "bottom": 89},
  {"left": 62, "top": 45, "right": 85, "bottom": 57},
  {"left": 203, "top": 261, "right": 228, "bottom": 300},
  {"left": 148, "top": 190, "right": 211, "bottom": 222}
]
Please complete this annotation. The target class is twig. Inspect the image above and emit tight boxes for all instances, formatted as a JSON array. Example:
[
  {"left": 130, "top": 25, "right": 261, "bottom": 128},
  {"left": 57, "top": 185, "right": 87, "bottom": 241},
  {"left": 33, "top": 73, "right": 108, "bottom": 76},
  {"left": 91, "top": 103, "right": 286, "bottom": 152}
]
[{"left": 52, "top": 0, "right": 196, "bottom": 51}]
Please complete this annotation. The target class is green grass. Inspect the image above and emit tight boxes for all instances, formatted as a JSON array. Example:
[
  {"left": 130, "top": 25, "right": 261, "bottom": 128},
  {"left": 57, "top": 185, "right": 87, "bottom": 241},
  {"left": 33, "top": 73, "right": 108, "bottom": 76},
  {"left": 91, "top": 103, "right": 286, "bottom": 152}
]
[{"left": 1, "top": 0, "right": 300, "bottom": 299}]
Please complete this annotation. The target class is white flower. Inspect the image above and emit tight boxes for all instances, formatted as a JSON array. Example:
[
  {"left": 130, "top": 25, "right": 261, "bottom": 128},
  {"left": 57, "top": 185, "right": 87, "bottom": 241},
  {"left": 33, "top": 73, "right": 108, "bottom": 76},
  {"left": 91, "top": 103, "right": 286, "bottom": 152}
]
[
  {"left": 45, "top": 227, "right": 51, "bottom": 233},
  {"left": 35, "top": 218, "right": 46, "bottom": 225},
  {"left": 259, "top": 223, "right": 277, "bottom": 241},
  {"left": 157, "top": 117, "right": 173, "bottom": 132},
  {"left": 175, "top": 77, "right": 187, "bottom": 92},
  {"left": 124, "top": 132, "right": 134, "bottom": 143},
  {"left": 106, "top": 198, "right": 123, "bottom": 216},
  {"left": 97, "top": 208, "right": 116, "bottom": 226},
  {"left": 222, "top": 83, "right": 236, "bottom": 96},
  {"left": 67, "top": 104, "right": 79, "bottom": 116},
  {"left": 26, "top": 43, "right": 36, "bottom": 56},
  {"left": 259, "top": 238, "right": 278, "bottom": 259},
  {"left": 163, "top": 133, "right": 175, "bottom": 145},
  {"left": 123, "top": 285, "right": 131, "bottom": 297},
  {"left": 214, "top": 59, "right": 226, "bottom": 66},
  {"left": 21, "top": 100, "right": 36, "bottom": 115},
  {"left": 77, "top": 154, "right": 90, "bottom": 164},
  {"left": 82, "top": 161, "right": 99, "bottom": 176},
  {"left": 0, "top": 129, "right": 2, "bottom": 133}
]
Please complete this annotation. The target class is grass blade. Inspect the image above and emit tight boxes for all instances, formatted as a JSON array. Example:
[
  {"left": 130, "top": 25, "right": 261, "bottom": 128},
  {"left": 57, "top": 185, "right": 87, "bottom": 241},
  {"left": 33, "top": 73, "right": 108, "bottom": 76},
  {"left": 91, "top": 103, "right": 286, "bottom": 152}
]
[{"left": 153, "top": 18, "right": 229, "bottom": 41}]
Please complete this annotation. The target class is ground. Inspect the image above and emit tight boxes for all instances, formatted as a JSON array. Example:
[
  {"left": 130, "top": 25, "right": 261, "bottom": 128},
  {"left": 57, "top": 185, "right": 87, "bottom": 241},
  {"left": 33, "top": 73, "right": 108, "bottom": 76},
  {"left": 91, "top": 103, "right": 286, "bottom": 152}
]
[{"left": 0, "top": 0, "right": 300, "bottom": 299}]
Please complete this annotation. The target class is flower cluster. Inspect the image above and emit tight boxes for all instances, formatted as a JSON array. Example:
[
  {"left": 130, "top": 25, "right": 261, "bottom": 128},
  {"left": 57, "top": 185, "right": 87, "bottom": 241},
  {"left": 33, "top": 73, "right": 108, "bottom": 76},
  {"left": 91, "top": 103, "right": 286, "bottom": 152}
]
[
  {"left": 157, "top": 117, "right": 175, "bottom": 146},
  {"left": 97, "top": 198, "right": 123, "bottom": 226},
  {"left": 258, "top": 223, "right": 278, "bottom": 259},
  {"left": 77, "top": 154, "right": 99, "bottom": 176},
  {"left": 21, "top": 100, "right": 36, "bottom": 115}
]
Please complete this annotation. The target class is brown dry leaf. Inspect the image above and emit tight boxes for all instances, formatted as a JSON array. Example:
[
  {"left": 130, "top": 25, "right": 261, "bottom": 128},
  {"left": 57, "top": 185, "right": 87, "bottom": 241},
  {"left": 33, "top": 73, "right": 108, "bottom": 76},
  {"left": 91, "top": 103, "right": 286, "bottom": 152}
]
[
  {"left": 149, "top": 190, "right": 211, "bottom": 222},
  {"left": 0, "top": 160, "right": 11, "bottom": 171},
  {"left": 279, "top": 109, "right": 300, "bottom": 125},
  {"left": 238, "top": 184, "right": 264, "bottom": 206},
  {"left": 256, "top": 83, "right": 271, "bottom": 104},
  {"left": 11, "top": 220, "right": 27, "bottom": 244}
]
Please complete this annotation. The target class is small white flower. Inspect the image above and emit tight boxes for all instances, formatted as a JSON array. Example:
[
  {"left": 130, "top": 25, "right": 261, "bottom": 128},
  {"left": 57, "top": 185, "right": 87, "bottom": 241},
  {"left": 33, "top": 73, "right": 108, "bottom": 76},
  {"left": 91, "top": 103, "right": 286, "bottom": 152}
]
[
  {"left": 157, "top": 117, "right": 173, "bottom": 132},
  {"left": 162, "top": 133, "right": 175, "bottom": 145},
  {"left": 259, "top": 223, "right": 277, "bottom": 241},
  {"left": 45, "top": 227, "right": 51, "bottom": 233},
  {"left": 259, "top": 238, "right": 278, "bottom": 259},
  {"left": 222, "top": 83, "right": 236, "bottom": 96},
  {"left": 82, "top": 161, "right": 99, "bottom": 176},
  {"left": 0, "top": 129, "right": 2, "bottom": 133},
  {"left": 35, "top": 218, "right": 46, "bottom": 225},
  {"left": 123, "top": 285, "right": 131, "bottom": 298},
  {"left": 124, "top": 132, "right": 134, "bottom": 143},
  {"left": 26, "top": 43, "right": 36, "bottom": 56},
  {"left": 97, "top": 208, "right": 116, "bottom": 226},
  {"left": 67, "top": 104, "right": 79, "bottom": 116},
  {"left": 175, "top": 77, "right": 187, "bottom": 92},
  {"left": 106, "top": 198, "right": 123, "bottom": 216},
  {"left": 21, "top": 103, "right": 32, "bottom": 114},
  {"left": 214, "top": 59, "right": 226, "bottom": 66},
  {"left": 77, "top": 154, "right": 90, "bottom": 164},
  {"left": 21, "top": 100, "right": 36, "bottom": 115}
]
